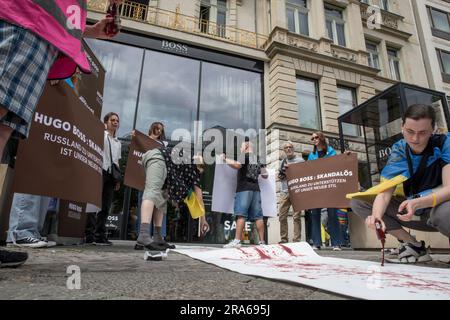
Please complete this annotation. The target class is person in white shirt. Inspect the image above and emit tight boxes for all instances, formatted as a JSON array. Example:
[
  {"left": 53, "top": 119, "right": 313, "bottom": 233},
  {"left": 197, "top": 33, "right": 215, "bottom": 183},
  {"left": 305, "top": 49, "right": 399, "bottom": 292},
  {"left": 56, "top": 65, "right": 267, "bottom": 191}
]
[{"left": 85, "top": 112, "right": 121, "bottom": 245}]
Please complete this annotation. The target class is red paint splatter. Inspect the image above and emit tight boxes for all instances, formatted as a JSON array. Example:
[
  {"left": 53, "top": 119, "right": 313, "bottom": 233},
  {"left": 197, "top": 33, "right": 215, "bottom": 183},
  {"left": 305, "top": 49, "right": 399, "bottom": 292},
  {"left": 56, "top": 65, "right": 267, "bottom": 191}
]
[
  {"left": 253, "top": 247, "right": 272, "bottom": 260},
  {"left": 278, "top": 244, "right": 303, "bottom": 257},
  {"left": 237, "top": 248, "right": 252, "bottom": 258}
]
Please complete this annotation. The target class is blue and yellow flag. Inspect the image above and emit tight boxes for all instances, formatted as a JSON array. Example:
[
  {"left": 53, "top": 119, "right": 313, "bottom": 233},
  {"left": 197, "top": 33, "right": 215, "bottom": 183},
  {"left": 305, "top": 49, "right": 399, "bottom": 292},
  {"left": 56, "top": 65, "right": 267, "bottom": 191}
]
[{"left": 347, "top": 134, "right": 450, "bottom": 203}]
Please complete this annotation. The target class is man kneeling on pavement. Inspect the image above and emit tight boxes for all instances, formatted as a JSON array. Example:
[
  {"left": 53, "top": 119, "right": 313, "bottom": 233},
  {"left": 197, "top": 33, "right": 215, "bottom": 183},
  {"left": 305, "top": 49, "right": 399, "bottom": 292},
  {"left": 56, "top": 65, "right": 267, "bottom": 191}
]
[{"left": 350, "top": 104, "right": 450, "bottom": 264}]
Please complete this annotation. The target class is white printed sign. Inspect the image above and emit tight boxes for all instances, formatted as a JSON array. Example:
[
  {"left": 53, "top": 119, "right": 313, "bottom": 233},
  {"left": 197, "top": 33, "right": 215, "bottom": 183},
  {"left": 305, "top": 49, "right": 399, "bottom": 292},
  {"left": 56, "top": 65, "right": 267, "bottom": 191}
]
[{"left": 211, "top": 157, "right": 277, "bottom": 217}]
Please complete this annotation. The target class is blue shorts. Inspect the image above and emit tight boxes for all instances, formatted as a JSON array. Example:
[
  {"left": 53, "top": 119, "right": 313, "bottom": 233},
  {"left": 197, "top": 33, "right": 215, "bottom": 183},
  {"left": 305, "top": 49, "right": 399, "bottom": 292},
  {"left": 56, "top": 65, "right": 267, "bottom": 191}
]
[{"left": 233, "top": 191, "right": 263, "bottom": 222}]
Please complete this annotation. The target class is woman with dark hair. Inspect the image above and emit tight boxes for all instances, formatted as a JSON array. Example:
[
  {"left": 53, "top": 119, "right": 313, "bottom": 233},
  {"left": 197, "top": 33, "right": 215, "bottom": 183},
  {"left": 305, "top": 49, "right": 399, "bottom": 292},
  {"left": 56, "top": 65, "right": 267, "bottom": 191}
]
[
  {"left": 148, "top": 122, "right": 166, "bottom": 143},
  {"left": 308, "top": 132, "right": 342, "bottom": 250},
  {"left": 135, "top": 122, "right": 168, "bottom": 241},
  {"left": 85, "top": 112, "right": 121, "bottom": 245},
  {"left": 135, "top": 141, "right": 210, "bottom": 250}
]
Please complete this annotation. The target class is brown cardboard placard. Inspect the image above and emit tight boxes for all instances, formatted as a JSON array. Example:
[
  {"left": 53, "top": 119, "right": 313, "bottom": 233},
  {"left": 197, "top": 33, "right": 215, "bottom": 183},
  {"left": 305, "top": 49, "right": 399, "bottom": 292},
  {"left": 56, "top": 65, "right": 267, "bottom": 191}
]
[
  {"left": 13, "top": 82, "right": 104, "bottom": 207},
  {"left": 286, "top": 153, "right": 358, "bottom": 211},
  {"left": 123, "top": 130, "right": 162, "bottom": 191}
]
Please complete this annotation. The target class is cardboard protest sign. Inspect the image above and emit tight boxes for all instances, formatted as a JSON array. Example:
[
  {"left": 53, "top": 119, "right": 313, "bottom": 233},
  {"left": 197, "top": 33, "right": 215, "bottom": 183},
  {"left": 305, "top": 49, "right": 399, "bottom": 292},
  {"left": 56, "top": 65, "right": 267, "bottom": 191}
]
[
  {"left": 286, "top": 153, "right": 358, "bottom": 211},
  {"left": 13, "top": 82, "right": 104, "bottom": 207},
  {"left": 123, "top": 130, "right": 162, "bottom": 191},
  {"left": 57, "top": 200, "right": 87, "bottom": 238},
  {"left": 70, "top": 40, "right": 106, "bottom": 118}
]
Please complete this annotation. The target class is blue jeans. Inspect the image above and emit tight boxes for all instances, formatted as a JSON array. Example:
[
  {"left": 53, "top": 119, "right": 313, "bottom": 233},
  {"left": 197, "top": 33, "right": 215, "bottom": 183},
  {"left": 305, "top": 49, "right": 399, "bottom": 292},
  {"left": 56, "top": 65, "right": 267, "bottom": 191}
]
[
  {"left": 233, "top": 191, "right": 263, "bottom": 222},
  {"left": 310, "top": 208, "right": 342, "bottom": 247},
  {"left": 7, "top": 193, "right": 51, "bottom": 242},
  {"left": 136, "top": 190, "right": 166, "bottom": 237}
]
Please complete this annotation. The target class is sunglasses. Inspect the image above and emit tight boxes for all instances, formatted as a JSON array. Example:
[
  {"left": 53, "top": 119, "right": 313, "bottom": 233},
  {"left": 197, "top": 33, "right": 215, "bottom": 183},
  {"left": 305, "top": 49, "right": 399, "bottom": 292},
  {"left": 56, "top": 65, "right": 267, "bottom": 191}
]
[{"left": 311, "top": 136, "right": 319, "bottom": 141}]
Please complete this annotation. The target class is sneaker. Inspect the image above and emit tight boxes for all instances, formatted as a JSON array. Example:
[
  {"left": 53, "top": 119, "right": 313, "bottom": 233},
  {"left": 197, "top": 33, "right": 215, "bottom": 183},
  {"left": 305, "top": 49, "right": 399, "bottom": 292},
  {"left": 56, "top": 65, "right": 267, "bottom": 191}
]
[
  {"left": 0, "top": 250, "right": 28, "bottom": 268},
  {"left": 223, "top": 239, "right": 242, "bottom": 248},
  {"left": 157, "top": 241, "right": 176, "bottom": 250},
  {"left": 332, "top": 246, "right": 342, "bottom": 251},
  {"left": 278, "top": 240, "right": 288, "bottom": 244},
  {"left": 94, "top": 238, "right": 113, "bottom": 246},
  {"left": 40, "top": 237, "right": 56, "bottom": 248},
  {"left": 386, "top": 242, "right": 407, "bottom": 259},
  {"left": 84, "top": 236, "right": 95, "bottom": 245},
  {"left": 258, "top": 241, "right": 266, "bottom": 246},
  {"left": 312, "top": 246, "right": 321, "bottom": 250},
  {"left": 386, "top": 241, "right": 432, "bottom": 264},
  {"left": 135, "top": 241, "right": 167, "bottom": 251},
  {"left": 13, "top": 237, "right": 47, "bottom": 248}
]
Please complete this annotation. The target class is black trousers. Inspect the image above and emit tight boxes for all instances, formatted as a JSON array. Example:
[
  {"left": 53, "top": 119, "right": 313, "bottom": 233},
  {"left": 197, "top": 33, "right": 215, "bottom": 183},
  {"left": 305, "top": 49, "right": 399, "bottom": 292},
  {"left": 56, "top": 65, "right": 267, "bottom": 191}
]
[{"left": 85, "top": 170, "right": 115, "bottom": 239}]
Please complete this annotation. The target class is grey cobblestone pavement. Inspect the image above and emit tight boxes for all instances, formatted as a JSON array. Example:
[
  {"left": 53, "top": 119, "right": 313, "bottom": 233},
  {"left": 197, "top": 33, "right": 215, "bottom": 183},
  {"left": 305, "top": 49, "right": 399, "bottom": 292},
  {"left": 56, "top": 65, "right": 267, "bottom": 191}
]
[{"left": 1, "top": 241, "right": 449, "bottom": 300}]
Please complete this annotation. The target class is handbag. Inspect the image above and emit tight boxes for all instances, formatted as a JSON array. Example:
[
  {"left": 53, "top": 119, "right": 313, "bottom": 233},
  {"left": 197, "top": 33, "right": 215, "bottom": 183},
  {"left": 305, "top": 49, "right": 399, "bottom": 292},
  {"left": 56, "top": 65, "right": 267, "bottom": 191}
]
[
  {"left": 108, "top": 135, "right": 122, "bottom": 183},
  {"left": 183, "top": 189, "right": 205, "bottom": 219}
]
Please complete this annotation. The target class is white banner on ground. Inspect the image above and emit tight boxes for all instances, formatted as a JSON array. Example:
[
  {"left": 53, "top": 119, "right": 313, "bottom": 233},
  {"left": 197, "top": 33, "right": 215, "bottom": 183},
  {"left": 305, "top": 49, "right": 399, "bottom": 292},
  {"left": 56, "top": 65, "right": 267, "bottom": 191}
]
[
  {"left": 174, "top": 243, "right": 450, "bottom": 300},
  {"left": 211, "top": 157, "right": 277, "bottom": 217}
]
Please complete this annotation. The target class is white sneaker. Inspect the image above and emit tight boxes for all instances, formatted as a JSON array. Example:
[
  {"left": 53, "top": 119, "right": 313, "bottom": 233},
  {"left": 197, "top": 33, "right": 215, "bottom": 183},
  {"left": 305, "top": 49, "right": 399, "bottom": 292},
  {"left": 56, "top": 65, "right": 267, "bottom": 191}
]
[
  {"left": 332, "top": 246, "right": 342, "bottom": 251},
  {"left": 258, "top": 241, "right": 266, "bottom": 246},
  {"left": 40, "top": 238, "right": 57, "bottom": 248},
  {"left": 13, "top": 237, "right": 48, "bottom": 248},
  {"left": 223, "top": 239, "right": 242, "bottom": 248}
]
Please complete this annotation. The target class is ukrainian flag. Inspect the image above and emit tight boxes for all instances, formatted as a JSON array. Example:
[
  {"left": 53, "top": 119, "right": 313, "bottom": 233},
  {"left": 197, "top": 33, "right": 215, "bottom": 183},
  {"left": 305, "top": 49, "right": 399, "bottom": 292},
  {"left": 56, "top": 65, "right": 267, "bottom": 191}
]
[{"left": 347, "top": 136, "right": 447, "bottom": 203}]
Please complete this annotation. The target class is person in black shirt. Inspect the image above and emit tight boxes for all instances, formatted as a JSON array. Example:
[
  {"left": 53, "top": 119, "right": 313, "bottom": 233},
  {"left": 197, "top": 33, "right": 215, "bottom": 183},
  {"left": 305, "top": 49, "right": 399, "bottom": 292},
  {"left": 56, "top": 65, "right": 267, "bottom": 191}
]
[{"left": 221, "top": 138, "right": 268, "bottom": 248}]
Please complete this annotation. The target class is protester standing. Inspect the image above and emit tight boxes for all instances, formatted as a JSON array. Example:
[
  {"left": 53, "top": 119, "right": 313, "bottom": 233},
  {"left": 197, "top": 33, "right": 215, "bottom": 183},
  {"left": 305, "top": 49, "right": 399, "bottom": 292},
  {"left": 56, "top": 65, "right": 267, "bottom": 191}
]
[
  {"left": 85, "top": 112, "right": 121, "bottom": 245},
  {"left": 0, "top": 0, "right": 123, "bottom": 266},
  {"left": 308, "top": 132, "right": 342, "bottom": 250},
  {"left": 278, "top": 141, "right": 304, "bottom": 243},
  {"left": 136, "top": 142, "right": 209, "bottom": 250},
  {"left": 222, "top": 137, "right": 269, "bottom": 248},
  {"left": 135, "top": 122, "right": 168, "bottom": 240}
]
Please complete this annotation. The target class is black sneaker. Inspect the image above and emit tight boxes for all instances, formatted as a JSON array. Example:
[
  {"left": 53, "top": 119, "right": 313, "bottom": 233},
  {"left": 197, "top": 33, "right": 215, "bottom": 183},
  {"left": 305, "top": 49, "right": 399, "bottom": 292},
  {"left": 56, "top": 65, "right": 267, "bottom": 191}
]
[
  {"left": 135, "top": 241, "right": 167, "bottom": 251},
  {"left": 0, "top": 249, "right": 28, "bottom": 268},
  {"left": 156, "top": 241, "right": 176, "bottom": 250},
  {"left": 85, "top": 236, "right": 95, "bottom": 245},
  {"left": 386, "top": 241, "right": 432, "bottom": 264},
  {"left": 94, "top": 238, "right": 112, "bottom": 246},
  {"left": 13, "top": 237, "right": 47, "bottom": 248}
]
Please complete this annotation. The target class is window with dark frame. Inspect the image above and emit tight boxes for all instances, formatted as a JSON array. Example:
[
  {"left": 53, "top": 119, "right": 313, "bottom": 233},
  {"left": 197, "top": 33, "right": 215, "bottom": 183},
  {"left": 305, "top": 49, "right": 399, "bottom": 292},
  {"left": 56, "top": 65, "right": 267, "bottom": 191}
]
[
  {"left": 380, "top": 0, "right": 389, "bottom": 11},
  {"left": 337, "top": 86, "right": 359, "bottom": 136},
  {"left": 427, "top": 6, "right": 450, "bottom": 41},
  {"left": 437, "top": 48, "right": 450, "bottom": 83}
]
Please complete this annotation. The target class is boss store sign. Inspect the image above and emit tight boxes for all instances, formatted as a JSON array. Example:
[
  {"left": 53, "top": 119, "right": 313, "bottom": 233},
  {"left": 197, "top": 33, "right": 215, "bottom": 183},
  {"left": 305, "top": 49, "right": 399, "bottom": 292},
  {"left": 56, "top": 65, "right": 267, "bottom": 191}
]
[
  {"left": 113, "top": 32, "right": 264, "bottom": 73},
  {"left": 161, "top": 40, "right": 188, "bottom": 55}
]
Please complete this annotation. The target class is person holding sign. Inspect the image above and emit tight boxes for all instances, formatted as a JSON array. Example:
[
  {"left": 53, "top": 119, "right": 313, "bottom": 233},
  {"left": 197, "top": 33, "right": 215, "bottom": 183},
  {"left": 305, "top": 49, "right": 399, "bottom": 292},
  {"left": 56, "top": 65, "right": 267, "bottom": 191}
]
[
  {"left": 308, "top": 132, "right": 343, "bottom": 250},
  {"left": 350, "top": 105, "right": 450, "bottom": 263},
  {"left": 136, "top": 143, "right": 209, "bottom": 251},
  {"left": 0, "top": 0, "right": 123, "bottom": 266},
  {"left": 278, "top": 141, "right": 305, "bottom": 243},
  {"left": 85, "top": 112, "right": 121, "bottom": 246},
  {"left": 0, "top": 0, "right": 123, "bottom": 161},
  {"left": 222, "top": 137, "right": 269, "bottom": 248},
  {"left": 135, "top": 122, "right": 168, "bottom": 241}
]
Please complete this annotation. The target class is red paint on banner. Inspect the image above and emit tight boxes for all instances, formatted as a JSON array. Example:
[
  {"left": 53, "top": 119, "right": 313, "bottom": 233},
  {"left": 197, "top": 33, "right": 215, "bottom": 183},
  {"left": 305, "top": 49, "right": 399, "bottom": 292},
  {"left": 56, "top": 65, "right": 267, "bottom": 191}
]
[
  {"left": 254, "top": 247, "right": 272, "bottom": 260},
  {"left": 278, "top": 244, "right": 303, "bottom": 257}
]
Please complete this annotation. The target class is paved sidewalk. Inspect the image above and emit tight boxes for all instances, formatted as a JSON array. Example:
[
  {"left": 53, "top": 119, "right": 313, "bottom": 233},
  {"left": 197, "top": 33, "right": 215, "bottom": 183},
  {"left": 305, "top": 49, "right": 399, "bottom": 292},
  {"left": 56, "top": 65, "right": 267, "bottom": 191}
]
[{"left": 0, "top": 241, "right": 449, "bottom": 300}]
